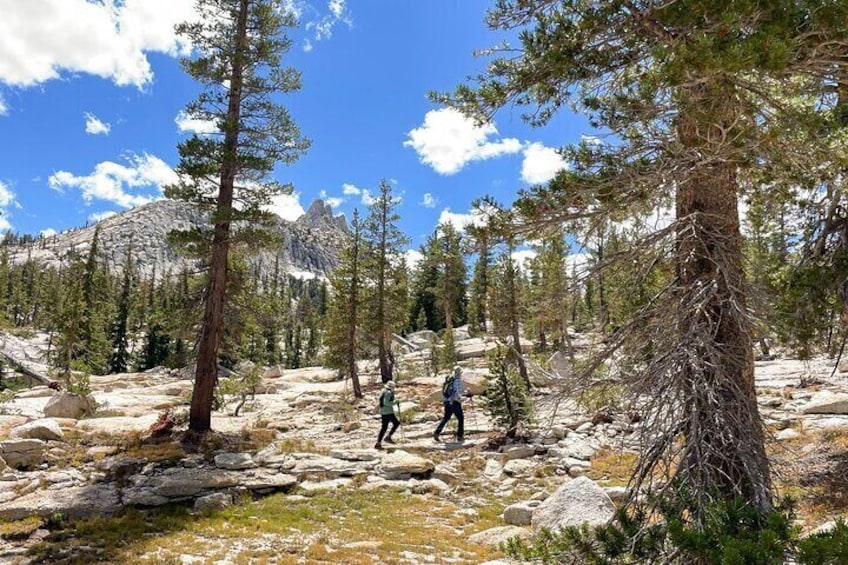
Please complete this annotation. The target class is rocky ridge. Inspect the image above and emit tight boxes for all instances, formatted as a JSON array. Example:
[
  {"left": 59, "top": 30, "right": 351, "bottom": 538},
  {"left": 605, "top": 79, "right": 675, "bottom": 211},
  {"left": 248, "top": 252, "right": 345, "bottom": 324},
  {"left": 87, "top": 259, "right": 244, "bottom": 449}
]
[{"left": 6, "top": 198, "right": 348, "bottom": 279}]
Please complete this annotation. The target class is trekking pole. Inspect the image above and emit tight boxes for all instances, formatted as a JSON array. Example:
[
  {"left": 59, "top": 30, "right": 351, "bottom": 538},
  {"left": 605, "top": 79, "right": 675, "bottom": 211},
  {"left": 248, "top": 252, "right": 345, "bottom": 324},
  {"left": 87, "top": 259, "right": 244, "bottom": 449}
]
[
  {"left": 397, "top": 402, "right": 406, "bottom": 442},
  {"left": 468, "top": 396, "right": 479, "bottom": 434}
]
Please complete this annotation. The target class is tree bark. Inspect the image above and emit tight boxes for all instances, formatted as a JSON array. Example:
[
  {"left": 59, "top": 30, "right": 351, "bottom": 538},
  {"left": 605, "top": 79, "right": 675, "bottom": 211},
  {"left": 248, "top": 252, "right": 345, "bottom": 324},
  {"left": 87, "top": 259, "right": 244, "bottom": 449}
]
[
  {"left": 348, "top": 224, "right": 362, "bottom": 398},
  {"left": 189, "top": 0, "right": 249, "bottom": 433},
  {"left": 674, "top": 83, "right": 771, "bottom": 517}
]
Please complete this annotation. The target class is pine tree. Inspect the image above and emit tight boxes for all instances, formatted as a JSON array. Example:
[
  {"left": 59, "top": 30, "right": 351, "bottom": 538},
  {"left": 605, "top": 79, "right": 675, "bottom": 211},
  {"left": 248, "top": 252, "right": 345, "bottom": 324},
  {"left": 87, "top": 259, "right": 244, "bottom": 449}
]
[
  {"left": 489, "top": 238, "right": 531, "bottom": 389},
  {"left": 408, "top": 236, "right": 442, "bottom": 331},
  {"left": 79, "top": 226, "right": 112, "bottom": 375},
  {"left": 466, "top": 225, "right": 492, "bottom": 334},
  {"left": 166, "top": 0, "right": 309, "bottom": 433},
  {"left": 526, "top": 230, "right": 571, "bottom": 352},
  {"left": 363, "top": 180, "right": 409, "bottom": 383},
  {"left": 109, "top": 252, "right": 135, "bottom": 374},
  {"left": 324, "top": 209, "right": 364, "bottom": 396},
  {"left": 440, "top": 0, "right": 848, "bottom": 524},
  {"left": 483, "top": 345, "right": 533, "bottom": 438}
]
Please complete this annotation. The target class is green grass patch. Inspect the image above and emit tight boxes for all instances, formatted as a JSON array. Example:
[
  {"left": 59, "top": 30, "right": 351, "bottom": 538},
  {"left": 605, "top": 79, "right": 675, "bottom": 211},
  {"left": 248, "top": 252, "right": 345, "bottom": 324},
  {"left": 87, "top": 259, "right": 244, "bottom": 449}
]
[{"left": 27, "top": 488, "right": 506, "bottom": 564}]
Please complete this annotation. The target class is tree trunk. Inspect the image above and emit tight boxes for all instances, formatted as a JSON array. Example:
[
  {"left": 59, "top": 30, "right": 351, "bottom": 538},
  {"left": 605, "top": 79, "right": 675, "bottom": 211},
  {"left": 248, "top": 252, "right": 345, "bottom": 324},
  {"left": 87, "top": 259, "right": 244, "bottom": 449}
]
[
  {"left": 377, "top": 200, "right": 392, "bottom": 383},
  {"left": 674, "top": 84, "right": 771, "bottom": 517},
  {"left": 189, "top": 0, "right": 249, "bottom": 434},
  {"left": 348, "top": 230, "right": 361, "bottom": 398}
]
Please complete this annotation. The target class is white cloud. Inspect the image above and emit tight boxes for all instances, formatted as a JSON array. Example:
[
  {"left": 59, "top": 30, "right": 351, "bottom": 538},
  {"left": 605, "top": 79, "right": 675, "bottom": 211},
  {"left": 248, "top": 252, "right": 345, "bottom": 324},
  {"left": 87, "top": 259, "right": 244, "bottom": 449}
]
[
  {"left": 521, "top": 142, "right": 568, "bottom": 184},
  {"left": 175, "top": 110, "right": 217, "bottom": 135},
  {"left": 0, "top": 94, "right": 7, "bottom": 116},
  {"left": 84, "top": 112, "right": 111, "bottom": 135},
  {"left": 420, "top": 193, "right": 437, "bottom": 208},
  {"left": 0, "top": 0, "right": 197, "bottom": 89},
  {"left": 329, "top": 0, "right": 345, "bottom": 18},
  {"left": 405, "top": 249, "right": 424, "bottom": 271},
  {"left": 405, "top": 108, "right": 523, "bottom": 175},
  {"left": 40, "top": 228, "right": 57, "bottom": 238},
  {"left": 325, "top": 197, "right": 344, "bottom": 209},
  {"left": 48, "top": 153, "right": 177, "bottom": 209},
  {"left": 438, "top": 207, "right": 489, "bottom": 231},
  {"left": 340, "top": 183, "right": 377, "bottom": 206},
  {"left": 0, "top": 181, "right": 15, "bottom": 231},
  {"left": 265, "top": 192, "right": 305, "bottom": 221},
  {"left": 303, "top": 0, "right": 352, "bottom": 50},
  {"left": 361, "top": 190, "right": 377, "bottom": 206},
  {"left": 89, "top": 210, "right": 118, "bottom": 223}
]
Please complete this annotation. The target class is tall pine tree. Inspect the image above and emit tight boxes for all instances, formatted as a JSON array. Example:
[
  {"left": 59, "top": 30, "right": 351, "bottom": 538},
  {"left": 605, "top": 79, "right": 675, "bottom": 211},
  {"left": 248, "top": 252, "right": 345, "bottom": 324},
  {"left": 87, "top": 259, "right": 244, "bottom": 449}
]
[{"left": 166, "top": 0, "right": 309, "bottom": 433}]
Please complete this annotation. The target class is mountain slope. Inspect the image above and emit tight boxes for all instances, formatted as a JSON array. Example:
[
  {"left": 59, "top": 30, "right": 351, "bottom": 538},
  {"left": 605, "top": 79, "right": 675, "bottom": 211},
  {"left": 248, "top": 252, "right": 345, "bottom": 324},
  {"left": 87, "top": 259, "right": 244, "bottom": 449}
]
[{"left": 7, "top": 199, "right": 348, "bottom": 279}]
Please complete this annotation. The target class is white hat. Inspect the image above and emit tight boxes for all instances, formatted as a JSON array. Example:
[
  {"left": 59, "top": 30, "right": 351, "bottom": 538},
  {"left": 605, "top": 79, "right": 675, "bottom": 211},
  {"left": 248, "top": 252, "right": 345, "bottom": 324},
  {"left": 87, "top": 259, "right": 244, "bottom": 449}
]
[{"left": 385, "top": 381, "right": 395, "bottom": 390}]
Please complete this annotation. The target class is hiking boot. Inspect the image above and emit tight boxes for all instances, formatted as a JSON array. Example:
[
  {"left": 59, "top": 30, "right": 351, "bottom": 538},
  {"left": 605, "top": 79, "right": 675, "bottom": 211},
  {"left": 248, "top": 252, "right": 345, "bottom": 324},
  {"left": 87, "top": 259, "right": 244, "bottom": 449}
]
[
  {"left": 456, "top": 436, "right": 465, "bottom": 443},
  {"left": 432, "top": 432, "right": 440, "bottom": 442},
  {"left": 385, "top": 437, "right": 396, "bottom": 444},
  {"left": 374, "top": 442, "right": 383, "bottom": 450}
]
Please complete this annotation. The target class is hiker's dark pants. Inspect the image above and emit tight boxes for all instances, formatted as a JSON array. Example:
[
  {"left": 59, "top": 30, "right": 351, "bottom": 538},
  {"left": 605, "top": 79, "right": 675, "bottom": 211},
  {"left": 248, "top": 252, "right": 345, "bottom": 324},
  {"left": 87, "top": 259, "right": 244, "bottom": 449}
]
[
  {"left": 378, "top": 414, "right": 400, "bottom": 443},
  {"left": 434, "top": 401, "right": 464, "bottom": 439}
]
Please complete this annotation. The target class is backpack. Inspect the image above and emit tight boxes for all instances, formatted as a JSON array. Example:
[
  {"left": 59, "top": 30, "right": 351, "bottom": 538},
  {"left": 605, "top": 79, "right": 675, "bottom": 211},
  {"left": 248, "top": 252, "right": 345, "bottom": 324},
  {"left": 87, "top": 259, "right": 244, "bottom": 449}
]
[
  {"left": 378, "top": 390, "right": 392, "bottom": 410},
  {"left": 442, "top": 375, "right": 457, "bottom": 401}
]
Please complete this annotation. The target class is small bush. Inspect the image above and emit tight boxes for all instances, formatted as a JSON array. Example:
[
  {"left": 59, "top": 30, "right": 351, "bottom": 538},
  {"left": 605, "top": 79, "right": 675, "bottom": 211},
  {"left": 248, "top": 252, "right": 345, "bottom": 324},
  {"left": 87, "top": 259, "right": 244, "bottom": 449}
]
[{"left": 504, "top": 497, "right": 848, "bottom": 565}]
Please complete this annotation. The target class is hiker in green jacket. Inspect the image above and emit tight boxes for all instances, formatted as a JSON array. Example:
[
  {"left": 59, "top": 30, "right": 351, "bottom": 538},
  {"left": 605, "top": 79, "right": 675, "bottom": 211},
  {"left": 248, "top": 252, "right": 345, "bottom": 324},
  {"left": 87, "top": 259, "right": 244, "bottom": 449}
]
[{"left": 375, "top": 380, "right": 400, "bottom": 449}]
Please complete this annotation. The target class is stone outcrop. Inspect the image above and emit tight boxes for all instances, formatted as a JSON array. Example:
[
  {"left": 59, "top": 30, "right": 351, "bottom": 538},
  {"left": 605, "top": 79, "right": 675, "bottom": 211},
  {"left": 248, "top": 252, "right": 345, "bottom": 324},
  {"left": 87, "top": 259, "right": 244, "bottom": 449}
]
[{"left": 0, "top": 484, "right": 121, "bottom": 521}]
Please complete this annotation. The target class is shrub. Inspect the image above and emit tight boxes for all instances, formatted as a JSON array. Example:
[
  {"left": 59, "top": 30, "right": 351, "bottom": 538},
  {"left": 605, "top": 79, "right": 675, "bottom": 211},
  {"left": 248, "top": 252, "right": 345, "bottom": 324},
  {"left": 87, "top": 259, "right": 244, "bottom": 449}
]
[{"left": 504, "top": 496, "right": 848, "bottom": 565}]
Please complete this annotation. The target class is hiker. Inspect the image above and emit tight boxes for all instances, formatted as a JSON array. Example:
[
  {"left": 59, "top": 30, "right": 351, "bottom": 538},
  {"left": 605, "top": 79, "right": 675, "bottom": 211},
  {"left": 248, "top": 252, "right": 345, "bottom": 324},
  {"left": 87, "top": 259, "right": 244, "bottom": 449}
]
[
  {"left": 375, "top": 380, "right": 400, "bottom": 450},
  {"left": 433, "top": 365, "right": 465, "bottom": 442}
]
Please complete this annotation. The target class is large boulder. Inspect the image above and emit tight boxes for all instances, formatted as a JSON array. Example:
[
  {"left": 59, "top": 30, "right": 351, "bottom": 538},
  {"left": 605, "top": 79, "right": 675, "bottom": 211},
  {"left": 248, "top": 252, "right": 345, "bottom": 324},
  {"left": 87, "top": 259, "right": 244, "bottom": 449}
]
[
  {"left": 800, "top": 391, "right": 848, "bottom": 415},
  {"left": 10, "top": 419, "right": 64, "bottom": 441},
  {"left": 0, "top": 439, "right": 45, "bottom": 469},
  {"left": 379, "top": 450, "right": 435, "bottom": 480},
  {"left": 43, "top": 392, "right": 96, "bottom": 419},
  {"left": 531, "top": 477, "right": 615, "bottom": 533},
  {"left": 0, "top": 484, "right": 120, "bottom": 521}
]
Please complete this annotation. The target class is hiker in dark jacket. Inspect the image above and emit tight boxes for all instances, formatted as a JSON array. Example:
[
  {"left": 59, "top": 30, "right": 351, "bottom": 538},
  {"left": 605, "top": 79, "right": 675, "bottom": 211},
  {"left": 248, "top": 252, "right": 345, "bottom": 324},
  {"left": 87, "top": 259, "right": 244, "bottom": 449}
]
[
  {"left": 375, "top": 380, "right": 400, "bottom": 450},
  {"left": 433, "top": 366, "right": 465, "bottom": 442}
]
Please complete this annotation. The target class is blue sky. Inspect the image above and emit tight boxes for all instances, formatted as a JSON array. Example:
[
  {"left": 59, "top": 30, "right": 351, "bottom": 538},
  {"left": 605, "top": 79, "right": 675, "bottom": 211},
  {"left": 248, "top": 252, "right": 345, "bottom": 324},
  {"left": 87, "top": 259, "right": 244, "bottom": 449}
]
[{"left": 0, "top": 0, "right": 591, "bottom": 256}]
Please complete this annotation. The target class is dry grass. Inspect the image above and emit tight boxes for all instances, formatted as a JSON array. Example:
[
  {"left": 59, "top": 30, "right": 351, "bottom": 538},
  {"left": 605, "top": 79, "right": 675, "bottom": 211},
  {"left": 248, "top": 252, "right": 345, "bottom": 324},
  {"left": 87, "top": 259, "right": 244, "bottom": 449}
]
[
  {"left": 0, "top": 516, "right": 43, "bottom": 540},
  {"left": 770, "top": 426, "right": 848, "bottom": 526},
  {"left": 588, "top": 449, "right": 637, "bottom": 486}
]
